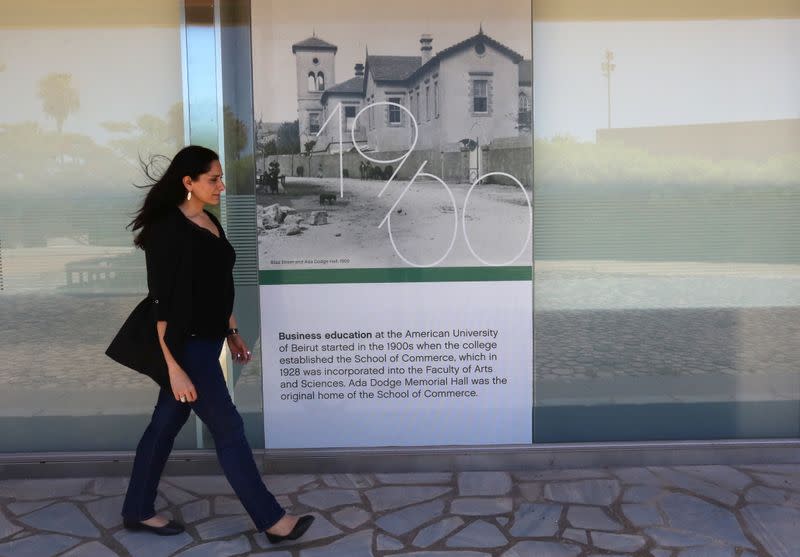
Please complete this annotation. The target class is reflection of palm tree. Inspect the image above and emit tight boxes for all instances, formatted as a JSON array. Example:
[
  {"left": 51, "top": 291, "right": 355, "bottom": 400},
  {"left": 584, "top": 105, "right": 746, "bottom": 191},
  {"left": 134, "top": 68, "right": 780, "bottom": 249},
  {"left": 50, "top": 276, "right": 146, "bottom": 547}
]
[
  {"left": 224, "top": 105, "right": 248, "bottom": 161},
  {"left": 38, "top": 73, "right": 80, "bottom": 133},
  {"left": 102, "top": 102, "right": 184, "bottom": 163}
]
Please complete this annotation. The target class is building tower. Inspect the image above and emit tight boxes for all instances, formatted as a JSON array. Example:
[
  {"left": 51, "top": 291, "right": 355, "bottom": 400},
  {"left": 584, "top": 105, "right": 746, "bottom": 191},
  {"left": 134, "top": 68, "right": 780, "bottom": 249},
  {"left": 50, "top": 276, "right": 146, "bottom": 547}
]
[{"left": 292, "top": 34, "right": 337, "bottom": 147}]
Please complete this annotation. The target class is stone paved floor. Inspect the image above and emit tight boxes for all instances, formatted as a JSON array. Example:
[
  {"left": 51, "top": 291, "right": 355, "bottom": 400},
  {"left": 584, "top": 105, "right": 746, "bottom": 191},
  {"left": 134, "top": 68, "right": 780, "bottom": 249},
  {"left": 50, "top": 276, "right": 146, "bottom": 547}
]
[{"left": 1, "top": 464, "right": 799, "bottom": 556}]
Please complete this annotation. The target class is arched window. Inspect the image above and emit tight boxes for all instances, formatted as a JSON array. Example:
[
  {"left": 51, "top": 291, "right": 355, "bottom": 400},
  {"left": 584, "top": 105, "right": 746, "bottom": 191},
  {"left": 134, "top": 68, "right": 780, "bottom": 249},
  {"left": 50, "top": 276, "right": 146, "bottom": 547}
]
[
  {"left": 317, "top": 72, "right": 325, "bottom": 91},
  {"left": 519, "top": 92, "right": 530, "bottom": 113},
  {"left": 307, "top": 72, "right": 317, "bottom": 92},
  {"left": 518, "top": 92, "right": 531, "bottom": 129}
]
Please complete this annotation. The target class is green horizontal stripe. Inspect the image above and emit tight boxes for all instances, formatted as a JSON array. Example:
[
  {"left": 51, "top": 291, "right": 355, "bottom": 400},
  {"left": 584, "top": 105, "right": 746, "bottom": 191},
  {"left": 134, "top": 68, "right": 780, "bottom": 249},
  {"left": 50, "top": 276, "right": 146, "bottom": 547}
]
[{"left": 259, "top": 266, "right": 532, "bottom": 285}]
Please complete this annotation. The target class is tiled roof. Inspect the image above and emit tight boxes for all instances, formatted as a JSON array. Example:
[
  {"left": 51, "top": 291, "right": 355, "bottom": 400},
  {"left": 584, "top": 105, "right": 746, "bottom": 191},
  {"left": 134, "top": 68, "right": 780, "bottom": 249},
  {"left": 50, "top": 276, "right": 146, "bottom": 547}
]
[
  {"left": 366, "top": 55, "right": 422, "bottom": 82},
  {"left": 320, "top": 77, "right": 365, "bottom": 103},
  {"left": 362, "top": 32, "right": 526, "bottom": 87},
  {"left": 325, "top": 77, "right": 364, "bottom": 94},
  {"left": 519, "top": 60, "right": 532, "bottom": 85},
  {"left": 292, "top": 36, "right": 338, "bottom": 53}
]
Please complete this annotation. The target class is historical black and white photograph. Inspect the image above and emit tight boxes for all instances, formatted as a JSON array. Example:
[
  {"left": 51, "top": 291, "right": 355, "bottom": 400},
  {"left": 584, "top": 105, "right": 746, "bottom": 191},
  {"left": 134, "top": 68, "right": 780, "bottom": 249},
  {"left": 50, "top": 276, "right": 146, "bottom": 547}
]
[{"left": 252, "top": 1, "right": 533, "bottom": 270}]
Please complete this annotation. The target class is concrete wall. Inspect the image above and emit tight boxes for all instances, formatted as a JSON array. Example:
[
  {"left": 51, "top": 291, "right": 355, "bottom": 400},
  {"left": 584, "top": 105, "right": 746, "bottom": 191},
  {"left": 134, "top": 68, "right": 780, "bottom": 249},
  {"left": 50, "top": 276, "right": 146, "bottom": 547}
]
[
  {"left": 266, "top": 136, "right": 531, "bottom": 187},
  {"left": 596, "top": 119, "right": 800, "bottom": 162}
]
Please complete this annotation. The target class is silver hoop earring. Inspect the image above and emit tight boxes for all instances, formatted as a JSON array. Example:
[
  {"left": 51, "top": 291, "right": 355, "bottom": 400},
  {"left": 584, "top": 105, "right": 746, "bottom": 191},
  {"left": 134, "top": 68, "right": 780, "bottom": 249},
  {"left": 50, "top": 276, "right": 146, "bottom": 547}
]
[{"left": 187, "top": 191, "right": 192, "bottom": 201}]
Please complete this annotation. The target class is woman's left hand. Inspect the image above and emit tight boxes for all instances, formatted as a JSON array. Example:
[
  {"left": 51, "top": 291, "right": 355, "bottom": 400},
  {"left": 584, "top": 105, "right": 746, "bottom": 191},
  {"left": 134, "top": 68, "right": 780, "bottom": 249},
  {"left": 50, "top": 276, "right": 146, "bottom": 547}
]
[{"left": 227, "top": 334, "right": 252, "bottom": 364}]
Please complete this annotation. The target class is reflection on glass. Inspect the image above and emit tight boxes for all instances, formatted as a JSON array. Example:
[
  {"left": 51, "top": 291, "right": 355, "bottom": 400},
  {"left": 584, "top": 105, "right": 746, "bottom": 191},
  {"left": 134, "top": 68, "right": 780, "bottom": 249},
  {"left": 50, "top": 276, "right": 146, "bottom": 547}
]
[
  {"left": 0, "top": 7, "right": 186, "bottom": 451},
  {"left": 533, "top": 17, "right": 800, "bottom": 441}
]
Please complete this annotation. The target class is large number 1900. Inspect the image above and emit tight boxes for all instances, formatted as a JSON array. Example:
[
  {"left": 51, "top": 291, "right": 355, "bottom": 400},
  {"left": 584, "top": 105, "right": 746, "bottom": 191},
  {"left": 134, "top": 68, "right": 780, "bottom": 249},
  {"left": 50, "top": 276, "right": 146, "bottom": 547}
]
[{"left": 317, "top": 102, "right": 532, "bottom": 268}]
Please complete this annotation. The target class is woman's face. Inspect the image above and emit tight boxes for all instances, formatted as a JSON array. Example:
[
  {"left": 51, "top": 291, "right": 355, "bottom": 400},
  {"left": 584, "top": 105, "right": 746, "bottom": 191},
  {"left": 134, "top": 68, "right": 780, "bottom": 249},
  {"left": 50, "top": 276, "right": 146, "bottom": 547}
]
[{"left": 185, "top": 160, "right": 224, "bottom": 205}]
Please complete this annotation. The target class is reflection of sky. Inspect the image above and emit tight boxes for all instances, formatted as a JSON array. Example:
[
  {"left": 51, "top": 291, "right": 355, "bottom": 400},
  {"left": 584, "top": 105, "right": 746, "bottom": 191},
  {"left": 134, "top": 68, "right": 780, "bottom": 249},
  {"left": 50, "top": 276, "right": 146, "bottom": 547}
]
[
  {"left": 186, "top": 24, "right": 219, "bottom": 148},
  {"left": 533, "top": 19, "right": 800, "bottom": 141},
  {"left": 0, "top": 28, "right": 183, "bottom": 144}
]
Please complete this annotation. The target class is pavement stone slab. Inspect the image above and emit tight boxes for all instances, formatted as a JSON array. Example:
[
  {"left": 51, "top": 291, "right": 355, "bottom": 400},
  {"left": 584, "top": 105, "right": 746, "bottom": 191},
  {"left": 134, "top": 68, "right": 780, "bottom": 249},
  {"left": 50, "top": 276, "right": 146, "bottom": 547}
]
[
  {"left": 18, "top": 502, "right": 99, "bottom": 538},
  {"left": 263, "top": 474, "right": 317, "bottom": 495},
  {"left": 545, "top": 479, "right": 621, "bottom": 506},
  {"left": 457, "top": 472, "right": 511, "bottom": 496},
  {"left": 621, "top": 502, "right": 663, "bottom": 527},
  {"left": 84, "top": 495, "right": 125, "bottom": 529},
  {"left": 6, "top": 500, "right": 55, "bottom": 515},
  {"left": 159, "top": 484, "right": 196, "bottom": 506},
  {"left": 173, "top": 535, "right": 251, "bottom": 557},
  {"left": 518, "top": 482, "right": 542, "bottom": 501},
  {"left": 752, "top": 472, "right": 800, "bottom": 492},
  {"left": 193, "top": 514, "right": 252, "bottom": 540},
  {"left": 298, "top": 529, "right": 373, "bottom": 557},
  {"left": 0, "top": 509, "right": 22, "bottom": 540},
  {"left": 413, "top": 517, "right": 464, "bottom": 548},
  {"left": 377, "top": 533, "right": 404, "bottom": 551},
  {"left": 744, "top": 485, "right": 790, "bottom": 504},
  {"left": 375, "top": 473, "right": 452, "bottom": 484},
  {"left": 91, "top": 477, "right": 129, "bottom": 497},
  {"left": 567, "top": 506, "right": 622, "bottom": 531},
  {"left": 674, "top": 465, "right": 752, "bottom": 491},
  {"left": 60, "top": 541, "right": 120, "bottom": 557},
  {"left": 650, "top": 550, "right": 672, "bottom": 557},
  {"left": 332, "top": 506, "right": 371, "bottom": 529},
  {"left": 563, "top": 528, "right": 587, "bottom": 544},
  {"left": 446, "top": 520, "right": 507, "bottom": 548},
  {"left": 659, "top": 493, "right": 752, "bottom": 548},
  {"left": 179, "top": 499, "right": 211, "bottom": 524},
  {"left": 366, "top": 486, "right": 451, "bottom": 512},
  {"left": 297, "top": 488, "right": 361, "bottom": 510},
  {"left": 645, "top": 527, "right": 717, "bottom": 548},
  {"left": 590, "top": 531, "right": 647, "bottom": 552},
  {"left": 509, "top": 503, "right": 561, "bottom": 537},
  {"left": 162, "top": 477, "right": 234, "bottom": 496},
  {"left": 501, "top": 541, "right": 581, "bottom": 557},
  {"left": 213, "top": 496, "right": 245, "bottom": 515},
  {"left": 0, "top": 533, "right": 80, "bottom": 557},
  {"left": 677, "top": 547, "right": 736, "bottom": 557},
  {"left": 650, "top": 468, "right": 739, "bottom": 506},
  {"left": 622, "top": 485, "right": 662, "bottom": 503},
  {"left": 738, "top": 464, "right": 800, "bottom": 475},
  {"left": 0, "top": 479, "right": 90, "bottom": 501},
  {"left": 741, "top": 503, "right": 800, "bottom": 557},
  {"left": 113, "top": 529, "right": 192, "bottom": 557},
  {"left": 392, "top": 551, "right": 491, "bottom": 557},
  {"left": 71, "top": 495, "right": 100, "bottom": 502},
  {"left": 253, "top": 514, "right": 341, "bottom": 549},
  {"left": 450, "top": 497, "right": 512, "bottom": 515},
  {"left": 612, "top": 467, "right": 662, "bottom": 485},
  {"left": 375, "top": 499, "right": 445, "bottom": 536}
]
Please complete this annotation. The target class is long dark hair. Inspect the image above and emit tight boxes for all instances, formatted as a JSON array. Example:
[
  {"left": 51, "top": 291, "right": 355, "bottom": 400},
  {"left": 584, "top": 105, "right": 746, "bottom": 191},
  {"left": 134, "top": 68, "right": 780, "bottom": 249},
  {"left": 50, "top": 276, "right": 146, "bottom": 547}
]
[{"left": 129, "top": 145, "right": 219, "bottom": 248}]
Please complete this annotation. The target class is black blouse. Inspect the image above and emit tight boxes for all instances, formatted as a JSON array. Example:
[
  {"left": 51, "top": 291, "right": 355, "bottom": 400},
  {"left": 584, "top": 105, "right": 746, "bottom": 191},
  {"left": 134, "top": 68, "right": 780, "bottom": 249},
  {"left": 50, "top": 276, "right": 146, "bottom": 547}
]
[
  {"left": 186, "top": 214, "right": 236, "bottom": 338},
  {"left": 108, "top": 207, "right": 237, "bottom": 389}
]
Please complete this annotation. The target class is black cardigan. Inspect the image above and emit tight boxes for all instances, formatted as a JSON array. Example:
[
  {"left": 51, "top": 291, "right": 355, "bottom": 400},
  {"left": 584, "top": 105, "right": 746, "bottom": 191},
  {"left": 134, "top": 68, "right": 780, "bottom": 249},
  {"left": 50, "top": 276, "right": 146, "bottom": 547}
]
[{"left": 106, "top": 207, "right": 223, "bottom": 389}]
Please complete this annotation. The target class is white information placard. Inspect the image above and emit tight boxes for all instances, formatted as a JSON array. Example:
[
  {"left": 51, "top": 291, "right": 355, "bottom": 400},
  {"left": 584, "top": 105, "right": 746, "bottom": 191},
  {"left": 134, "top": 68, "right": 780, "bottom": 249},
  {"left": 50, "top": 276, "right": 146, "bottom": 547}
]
[{"left": 260, "top": 281, "right": 532, "bottom": 448}]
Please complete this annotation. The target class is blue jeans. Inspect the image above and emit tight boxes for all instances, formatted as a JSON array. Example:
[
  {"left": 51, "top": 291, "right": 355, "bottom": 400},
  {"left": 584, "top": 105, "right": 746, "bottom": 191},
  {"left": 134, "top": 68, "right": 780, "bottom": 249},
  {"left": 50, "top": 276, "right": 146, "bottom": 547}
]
[{"left": 121, "top": 337, "right": 285, "bottom": 530}]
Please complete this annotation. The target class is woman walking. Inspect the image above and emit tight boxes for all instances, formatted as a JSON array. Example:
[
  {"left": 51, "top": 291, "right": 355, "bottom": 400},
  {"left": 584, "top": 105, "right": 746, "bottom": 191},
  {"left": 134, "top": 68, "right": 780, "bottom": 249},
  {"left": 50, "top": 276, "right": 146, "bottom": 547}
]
[{"left": 107, "top": 146, "right": 313, "bottom": 543}]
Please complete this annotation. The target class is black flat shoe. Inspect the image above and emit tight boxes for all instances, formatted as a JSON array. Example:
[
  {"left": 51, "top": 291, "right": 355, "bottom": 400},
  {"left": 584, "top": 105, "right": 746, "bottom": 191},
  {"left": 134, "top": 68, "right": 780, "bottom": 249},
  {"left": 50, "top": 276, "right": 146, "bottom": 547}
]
[
  {"left": 123, "top": 518, "right": 185, "bottom": 536},
  {"left": 266, "top": 514, "right": 315, "bottom": 544}
]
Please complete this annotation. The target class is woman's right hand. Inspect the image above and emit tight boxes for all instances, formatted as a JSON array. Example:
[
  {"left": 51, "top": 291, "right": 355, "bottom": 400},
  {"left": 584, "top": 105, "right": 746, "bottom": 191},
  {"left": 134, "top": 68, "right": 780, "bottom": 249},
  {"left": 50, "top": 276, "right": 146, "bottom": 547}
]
[{"left": 168, "top": 365, "right": 198, "bottom": 403}]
